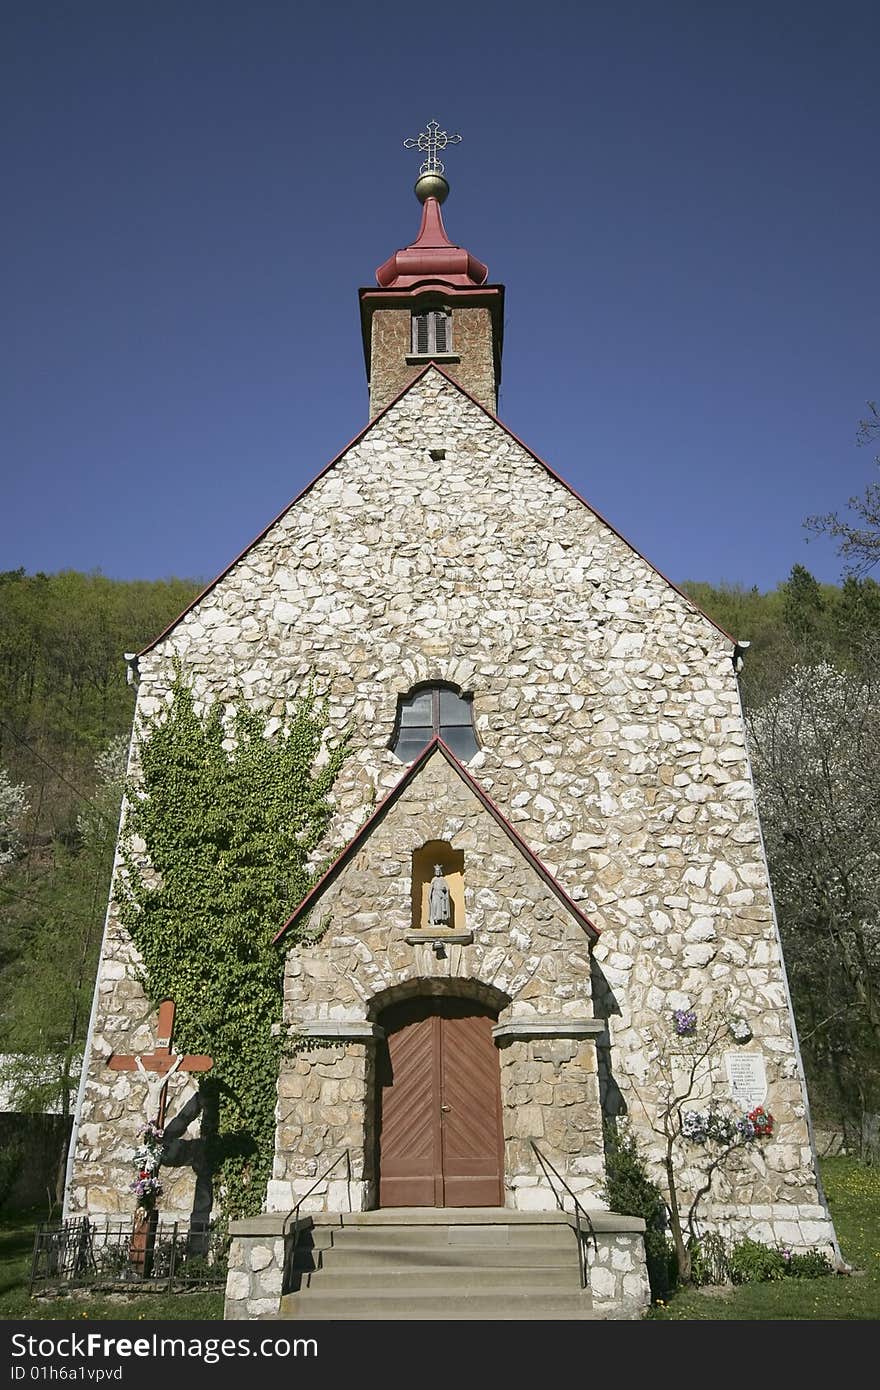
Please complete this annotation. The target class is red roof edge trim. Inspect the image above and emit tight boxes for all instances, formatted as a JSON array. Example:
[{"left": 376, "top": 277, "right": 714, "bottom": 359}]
[
  {"left": 272, "top": 736, "right": 601, "bottom": 945},
  {"left": 359, "top": 283, "right": 504, "bottom": 302}
]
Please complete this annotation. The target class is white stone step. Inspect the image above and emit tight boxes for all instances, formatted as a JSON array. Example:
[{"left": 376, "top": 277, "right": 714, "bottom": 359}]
[
  {"left": 297, "top": 1264, "right": 578, "bottom": 1291},
  {"left": 294, "top": 1242, "right": 575, "bottom": 1270},
  {"left": 310, "top": 1221, "right": 578, "bottom": 1247},
  {"left": 280, "top": 1288, "right": 596, "bottom": 1320}
]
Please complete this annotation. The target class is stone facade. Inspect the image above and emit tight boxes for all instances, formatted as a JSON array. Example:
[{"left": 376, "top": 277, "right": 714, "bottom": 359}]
[
  {"left": 274, "top": 1040, "right": 377, "bottom": 1213},
  {"left": 587, "top": 1227, "right": 651, "bottom": 1316},
  {"left": 224, "top": 1222, "right": 286, "bottom": 1320},
  {"left": 69, "top": 365, "right": 835, "bottom": 1259},
  {"left": 367, "top": 303, "right": 497, "bottom": 417},
  {"left": 271, "top": 747, "right": 604, "bottom": 1211},
  {"left": 367, "top": 310, "right": 412, "bottom": 417},
  {"left": 449, "top": 305, "right": 497, "bottom": 413}
]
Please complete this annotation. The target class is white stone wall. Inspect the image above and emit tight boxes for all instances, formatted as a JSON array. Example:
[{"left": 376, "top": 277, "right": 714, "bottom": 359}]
[
  {"left": 588, "top": 1231, "right": 652, "bottom": 1316},
  {"left": 70, "top": 368, "right": 834, "bottom": 1249},
  {"left": 273, "top": 749, "right": 604, "bottom": 1211}
]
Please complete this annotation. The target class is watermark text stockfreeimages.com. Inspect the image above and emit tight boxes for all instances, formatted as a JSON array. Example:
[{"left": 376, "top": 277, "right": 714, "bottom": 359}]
[{"left": 10, "top": 1332, "right": 315, "bottom": 1369}]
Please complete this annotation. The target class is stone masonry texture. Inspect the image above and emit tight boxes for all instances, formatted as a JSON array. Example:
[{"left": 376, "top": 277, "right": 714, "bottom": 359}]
[
  {"left": 368, "top": 305, "right": 497, "bottom": 417},
  {"left": 272, "top": 749, "right": 603, "bottom": 1211},
  {"left": 70, "top": 368, "right": 835, "bottom": 1255}
]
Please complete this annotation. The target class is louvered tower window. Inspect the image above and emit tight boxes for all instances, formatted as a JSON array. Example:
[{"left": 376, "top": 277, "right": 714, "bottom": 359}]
[
  {"left": 412, "top": 309, "right": 452, "bottom": 355},
  {"left": 390, "top": 683, "right": 479, "bottom": 763}
]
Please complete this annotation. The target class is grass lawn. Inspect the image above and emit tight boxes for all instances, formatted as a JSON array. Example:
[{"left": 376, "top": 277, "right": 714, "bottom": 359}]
[
  {"left": 0, "top": 1157, "right": 876, "bottom": 1321},
  {"left": 647, "top": 1156, "right": 880, "bottom": 1320}
]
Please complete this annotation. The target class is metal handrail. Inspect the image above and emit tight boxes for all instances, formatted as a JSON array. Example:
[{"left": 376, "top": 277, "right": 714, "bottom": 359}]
[
  {"left": 284, "top": 1149, "right": 352, "bottom": 1288},
  {"left": 530, "top": 1140, "right": 596, "bottom": 1290}
]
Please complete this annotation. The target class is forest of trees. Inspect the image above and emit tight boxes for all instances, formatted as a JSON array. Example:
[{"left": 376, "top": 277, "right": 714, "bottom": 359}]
[
  {"left": 0, "top": 571, "right": 200, "bottom": 1136},
  {"left": 1, "top": 438, "right": 879, "bottom": 1167}
]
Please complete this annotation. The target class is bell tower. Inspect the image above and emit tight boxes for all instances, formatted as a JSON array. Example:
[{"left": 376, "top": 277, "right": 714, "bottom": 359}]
[{"left": 359, "top": 121, "right": 504, "bottom": 419}]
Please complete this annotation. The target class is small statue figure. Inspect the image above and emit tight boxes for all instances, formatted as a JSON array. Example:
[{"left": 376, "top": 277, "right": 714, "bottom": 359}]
[
  {"left": 428, "top": 865, "right": 451, "bottom": 926},
  {"left": 135, "top": 1052, "right": 183, "bottom": 1125}
]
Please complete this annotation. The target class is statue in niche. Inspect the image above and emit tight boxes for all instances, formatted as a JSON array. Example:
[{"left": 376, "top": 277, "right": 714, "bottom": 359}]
[{"left": 427, "top": 864, "right": 451, "bottom": 927}]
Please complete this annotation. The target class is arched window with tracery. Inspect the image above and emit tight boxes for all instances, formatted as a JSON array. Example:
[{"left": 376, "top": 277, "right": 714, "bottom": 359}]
[{"left": 390, "top": 683, "right": 479, "bottom": 763}]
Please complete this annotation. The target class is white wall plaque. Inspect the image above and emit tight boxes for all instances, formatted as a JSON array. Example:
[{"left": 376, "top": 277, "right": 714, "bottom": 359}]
[{"left": 724, "top": 1052, "right": 767, "bottom": 1109}]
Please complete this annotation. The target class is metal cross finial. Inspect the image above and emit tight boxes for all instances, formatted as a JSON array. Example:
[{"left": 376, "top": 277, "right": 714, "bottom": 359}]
[{"left": 404, "top": 120, "right": 462, "bottom": 177}]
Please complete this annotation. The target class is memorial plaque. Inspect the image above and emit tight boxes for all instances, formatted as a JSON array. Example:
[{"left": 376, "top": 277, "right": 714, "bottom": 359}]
[{"left": 724, "top": 1052, "right": 767, "bottom": 1109}]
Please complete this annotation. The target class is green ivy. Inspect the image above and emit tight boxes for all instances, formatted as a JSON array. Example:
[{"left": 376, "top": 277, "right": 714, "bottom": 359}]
[{"left": 118, "top": 663, "right": 347, "bottom": 1223}]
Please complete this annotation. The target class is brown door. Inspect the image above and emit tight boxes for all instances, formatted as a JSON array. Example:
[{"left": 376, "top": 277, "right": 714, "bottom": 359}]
[{"left": 377, "top": 997, "right": 504, "bottom": 1207}]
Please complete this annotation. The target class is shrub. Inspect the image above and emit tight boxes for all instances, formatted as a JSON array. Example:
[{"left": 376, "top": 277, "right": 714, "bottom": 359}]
[
  {"left": 644, "top": 1229, "right": 677, "bottom": 1297},
  {"left": 602, "top": 1120, "right": 672, "bottom": 1298},
  {"left": 729, "top": 1238, "right": 786, "bottom": 1283},
  {"left": 783, "top": 1247, "right": 834, "bottom": 1278},
  {"left": 688, "top": 1230, "right": 731, "bottom": 1286}
]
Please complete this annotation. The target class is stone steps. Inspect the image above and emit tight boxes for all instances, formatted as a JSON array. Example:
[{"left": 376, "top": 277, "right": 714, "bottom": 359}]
[
  {"left": 278, "top": 1208, "right": 595, "bottom": 1321},
  {"left": 298, "top": 1242, "right": 575, "bottom": 1269},
  {"left": 300, "top": 1224, "right": 576, "bottom": 1248},
  {"left": 279, "top": 1289, "right": 599, "bottom": 1320},
  {"left": 297, "top": 1263, "right": 577, "bottom": 1290},
  {"left": 310, "top": 1228, "right": 575, "bottom": 1251}
]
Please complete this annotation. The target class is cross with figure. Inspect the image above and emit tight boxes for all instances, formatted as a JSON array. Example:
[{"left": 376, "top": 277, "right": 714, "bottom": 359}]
[
  {"left": 107, "top": 998, "right": 213, "bottom": 1128},
  {"left": 404, "top": 120, "right": 462, "bottom": 176}
]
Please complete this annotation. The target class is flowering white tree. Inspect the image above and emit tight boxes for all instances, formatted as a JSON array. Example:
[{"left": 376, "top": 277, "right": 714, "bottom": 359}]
[
  {"left": 0, "top": 766, "right": 29, "bottom": 869},
  {"left": 748, "top": 662, "right": 880, "bottom": 1145}
]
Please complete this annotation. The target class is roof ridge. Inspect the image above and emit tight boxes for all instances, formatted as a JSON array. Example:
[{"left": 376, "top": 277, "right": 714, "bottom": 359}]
[{"left": 139, "top": 364, "right": 734, "bottom": 656}]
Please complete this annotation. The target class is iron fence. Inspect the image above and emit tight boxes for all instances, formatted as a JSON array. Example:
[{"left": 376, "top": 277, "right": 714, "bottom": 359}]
[{"left": 30, "top": 1215, "right": 228, "bottom": 1295}]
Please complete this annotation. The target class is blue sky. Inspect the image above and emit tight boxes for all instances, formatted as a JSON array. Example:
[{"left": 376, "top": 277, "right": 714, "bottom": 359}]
[{"left": 2, "top": 0, "right": 877, "bottom": 592}]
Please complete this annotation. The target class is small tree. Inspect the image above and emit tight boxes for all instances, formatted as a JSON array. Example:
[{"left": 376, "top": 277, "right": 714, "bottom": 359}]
[
  {"left": 630, "top": 1005, "right": 774, "bottom": 1284},
  {"left": 806, "top": 401, "right": 880, "bottom": 577},
  {"left": 782, "top": 564, "right": 826, "bottom": 645}
]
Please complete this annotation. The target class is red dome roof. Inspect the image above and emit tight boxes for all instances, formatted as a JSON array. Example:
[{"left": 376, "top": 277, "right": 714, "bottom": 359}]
[{"left": 376, "top": 197, "right": 488, "bottom": 290}]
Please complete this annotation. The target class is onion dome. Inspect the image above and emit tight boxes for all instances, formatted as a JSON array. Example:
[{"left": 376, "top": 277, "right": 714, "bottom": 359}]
[{"left": 375, "top": 193, "right": 488, "bottom": 289}]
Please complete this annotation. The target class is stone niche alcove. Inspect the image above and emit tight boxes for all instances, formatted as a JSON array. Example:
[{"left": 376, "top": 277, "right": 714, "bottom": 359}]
[{"left": 411, "top": 840, "right": 465, "bottom": 932}]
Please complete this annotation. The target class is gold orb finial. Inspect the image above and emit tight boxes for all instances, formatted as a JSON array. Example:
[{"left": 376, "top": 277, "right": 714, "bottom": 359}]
[{"left": 415, "top": 170, "right": 450, "bottom": 204}]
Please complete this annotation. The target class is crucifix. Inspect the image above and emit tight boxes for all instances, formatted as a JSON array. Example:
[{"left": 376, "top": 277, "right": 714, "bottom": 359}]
[
  {"left": 107, "top": 998, "right": 213, "bottom": 1128},
  {"left": 404, "top": 119, "right": 462, "bottom": 177}
]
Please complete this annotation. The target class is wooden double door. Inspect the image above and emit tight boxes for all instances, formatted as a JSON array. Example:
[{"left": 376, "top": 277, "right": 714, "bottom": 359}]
[{"left": 377, "top": 996, "right": 504, "bottom": 1208}]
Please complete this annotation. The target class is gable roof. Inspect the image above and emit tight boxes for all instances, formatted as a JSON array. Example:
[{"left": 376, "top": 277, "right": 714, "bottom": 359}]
[
  {"left": 139, "top": 364, "right": 735, "bottom": 656},
  {"left": 272, "top": 737, "right": 601, "bottom": 946}
]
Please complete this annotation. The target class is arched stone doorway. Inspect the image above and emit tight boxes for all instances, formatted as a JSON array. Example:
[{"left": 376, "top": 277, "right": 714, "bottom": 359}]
[{"left": 376, "top": 994, "right": 504, "bottom": 1208}]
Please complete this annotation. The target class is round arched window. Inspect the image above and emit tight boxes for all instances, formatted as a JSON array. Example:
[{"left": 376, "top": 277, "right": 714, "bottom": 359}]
[{"left": 390, "top": 684, "right": 479, "bottom": 763}]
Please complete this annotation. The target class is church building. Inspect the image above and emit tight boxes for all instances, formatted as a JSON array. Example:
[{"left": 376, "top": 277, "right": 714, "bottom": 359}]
[{"left": 67, "top": 125, "right": 836, "bottom": 1319}]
